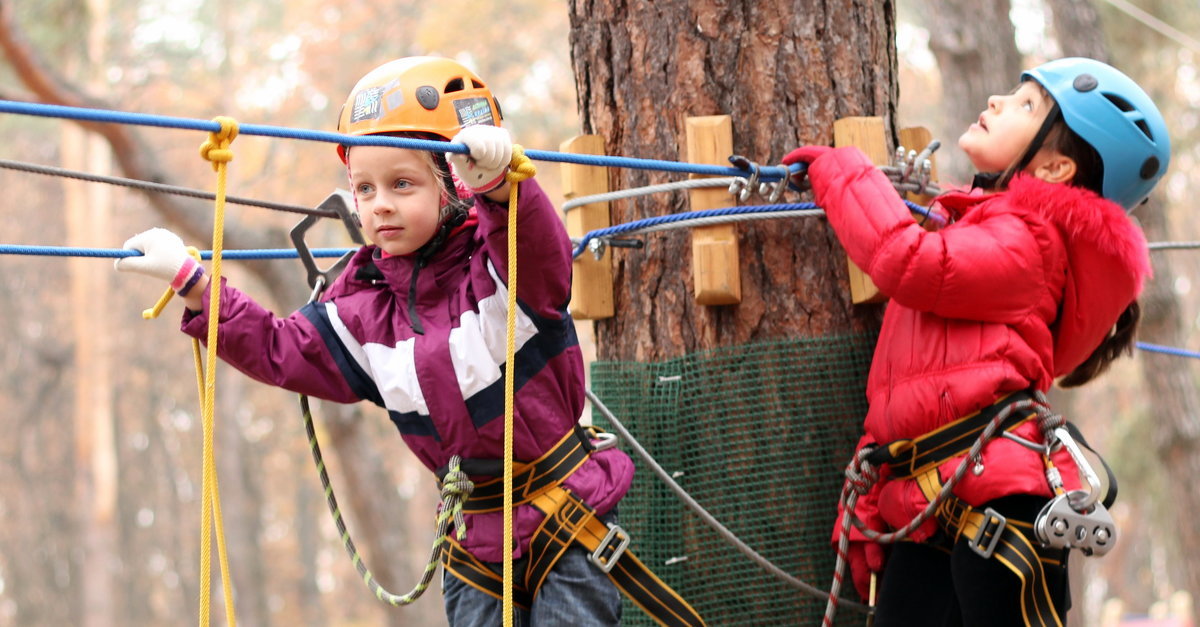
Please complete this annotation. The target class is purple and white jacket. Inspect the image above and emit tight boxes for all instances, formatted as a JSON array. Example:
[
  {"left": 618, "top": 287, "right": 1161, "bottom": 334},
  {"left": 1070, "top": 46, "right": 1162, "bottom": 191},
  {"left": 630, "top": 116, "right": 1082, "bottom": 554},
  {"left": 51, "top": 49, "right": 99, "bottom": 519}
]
[{"left": 181, "top": 178, "right": 634, "bottom": 562}]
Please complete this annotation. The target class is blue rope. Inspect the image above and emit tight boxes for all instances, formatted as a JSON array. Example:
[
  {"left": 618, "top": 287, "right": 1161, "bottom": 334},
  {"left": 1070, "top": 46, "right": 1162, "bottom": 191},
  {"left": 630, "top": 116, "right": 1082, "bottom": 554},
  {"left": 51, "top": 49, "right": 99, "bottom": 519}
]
[
  {"left": 0, "top": 99, "right": 794, "bottom": 181},
  {"left": 571, "top": 200, "right": 931, "bottom": 258},
  {"left": 1136, "top": 342, "right": 1200, "bottom": 360},
  {"left": 0, "top": 245, "right": 353, "bottom": 259}
]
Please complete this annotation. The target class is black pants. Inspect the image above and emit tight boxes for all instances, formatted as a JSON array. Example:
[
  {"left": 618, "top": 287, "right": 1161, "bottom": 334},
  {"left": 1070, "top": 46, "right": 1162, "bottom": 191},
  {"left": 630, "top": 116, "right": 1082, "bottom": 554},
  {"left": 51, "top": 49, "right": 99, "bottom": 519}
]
[{"left": 873, "top": 495, "right": 1071, "bottom": 627}]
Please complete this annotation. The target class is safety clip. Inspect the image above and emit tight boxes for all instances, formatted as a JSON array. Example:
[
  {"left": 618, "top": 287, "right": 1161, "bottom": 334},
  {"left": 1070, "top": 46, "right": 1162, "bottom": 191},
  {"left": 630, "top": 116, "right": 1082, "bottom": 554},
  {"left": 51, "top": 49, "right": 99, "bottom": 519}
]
[{"left": 290, "top": 189, "right": 364, "bottom": 303}]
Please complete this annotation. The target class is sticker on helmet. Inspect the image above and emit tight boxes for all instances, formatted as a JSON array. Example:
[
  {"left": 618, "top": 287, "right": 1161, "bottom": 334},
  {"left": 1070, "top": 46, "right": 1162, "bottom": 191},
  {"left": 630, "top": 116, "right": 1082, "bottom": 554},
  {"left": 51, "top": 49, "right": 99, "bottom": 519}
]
[
  {"left": 350, "top": 86, "right": 385, "bottom": 123},
  {"left": 453, "top": 98, "right": 495, "bottom": 127},
  {"left": 384, "top": 79, "right": 405, "bottom": 111}
]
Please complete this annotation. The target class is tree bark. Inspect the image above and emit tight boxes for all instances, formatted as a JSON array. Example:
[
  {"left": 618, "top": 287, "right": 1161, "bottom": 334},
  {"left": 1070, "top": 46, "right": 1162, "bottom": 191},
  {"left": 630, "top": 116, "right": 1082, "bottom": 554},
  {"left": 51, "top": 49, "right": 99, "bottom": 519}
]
[
  {"left": 568, "top": 2, "right": 895, "bottom": 623},
  {"left": 569, "top": 0, "right": 894, "bottom": 362}
]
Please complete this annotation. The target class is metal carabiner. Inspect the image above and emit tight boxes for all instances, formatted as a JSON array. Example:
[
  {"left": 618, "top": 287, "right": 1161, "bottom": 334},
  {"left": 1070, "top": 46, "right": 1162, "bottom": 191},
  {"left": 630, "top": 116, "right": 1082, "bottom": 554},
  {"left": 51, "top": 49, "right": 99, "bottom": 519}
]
[
  {"left": 1049, "top": 426, "right": 1103, "bottom": 512},
  {"left": 290, "top": 189, "right": 365, "bottom": 298}
]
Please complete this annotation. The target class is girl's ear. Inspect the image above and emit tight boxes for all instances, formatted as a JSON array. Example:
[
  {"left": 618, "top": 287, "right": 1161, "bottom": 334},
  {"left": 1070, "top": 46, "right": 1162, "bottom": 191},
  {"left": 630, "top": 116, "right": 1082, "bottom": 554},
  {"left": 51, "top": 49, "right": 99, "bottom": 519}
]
[{"left": 1031, "top": 151, "right": 1077, "bottom": 185}]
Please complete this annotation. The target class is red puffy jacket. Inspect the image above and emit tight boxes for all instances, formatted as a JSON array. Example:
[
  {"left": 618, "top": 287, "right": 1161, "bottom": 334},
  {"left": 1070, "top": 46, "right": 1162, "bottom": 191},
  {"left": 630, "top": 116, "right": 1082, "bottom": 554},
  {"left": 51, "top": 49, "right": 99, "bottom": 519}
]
[{"left": 807, "top": 146, "right": 1150, "bottom": 540}]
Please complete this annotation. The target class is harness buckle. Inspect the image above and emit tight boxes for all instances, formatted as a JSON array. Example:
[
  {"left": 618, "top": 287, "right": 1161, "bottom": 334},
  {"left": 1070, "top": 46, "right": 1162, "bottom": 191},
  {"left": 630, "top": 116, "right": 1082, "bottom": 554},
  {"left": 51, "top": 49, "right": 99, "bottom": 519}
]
[
  {"left": 968, "top": 508, "right": 1007, "bottom": 559},
  {"left": 588, "top": 523, "right": 631, "bottom": 574}
]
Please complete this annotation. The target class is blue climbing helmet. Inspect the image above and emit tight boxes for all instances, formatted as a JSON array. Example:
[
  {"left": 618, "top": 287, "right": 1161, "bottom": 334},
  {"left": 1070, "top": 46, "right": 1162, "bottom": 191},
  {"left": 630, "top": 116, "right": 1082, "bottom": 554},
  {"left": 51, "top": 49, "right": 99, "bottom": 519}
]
[{"left": 1022, "top": 57, "right": 1170, "bottom": 211}]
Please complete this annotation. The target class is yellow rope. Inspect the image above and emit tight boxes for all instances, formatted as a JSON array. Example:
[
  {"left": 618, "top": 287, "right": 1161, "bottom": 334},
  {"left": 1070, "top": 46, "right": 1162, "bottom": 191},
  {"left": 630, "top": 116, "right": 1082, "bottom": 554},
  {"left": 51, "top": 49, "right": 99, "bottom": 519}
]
[
  {"left": 196, "top": 116, "right": 239, "bottom": 627},
  {"left": 502, "top": 146, "right": 536, "bottom": 626}
]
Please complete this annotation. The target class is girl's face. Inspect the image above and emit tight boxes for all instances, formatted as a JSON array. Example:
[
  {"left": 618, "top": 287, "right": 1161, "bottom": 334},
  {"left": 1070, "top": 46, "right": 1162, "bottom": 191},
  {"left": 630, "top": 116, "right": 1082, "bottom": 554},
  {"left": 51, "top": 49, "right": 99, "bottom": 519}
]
[
  {"left": 348, "top": 146, "right": 444, "bottom": 256},
  {"left": 959, "top": 81, "right": 1057, "bottom": 174}
]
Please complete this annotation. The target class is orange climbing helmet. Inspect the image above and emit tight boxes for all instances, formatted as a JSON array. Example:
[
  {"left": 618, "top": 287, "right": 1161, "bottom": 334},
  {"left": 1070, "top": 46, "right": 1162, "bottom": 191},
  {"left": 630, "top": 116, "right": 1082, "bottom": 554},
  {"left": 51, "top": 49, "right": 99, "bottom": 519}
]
[{"left": 336, "top": 56, "right": 503, "bottom": 162}]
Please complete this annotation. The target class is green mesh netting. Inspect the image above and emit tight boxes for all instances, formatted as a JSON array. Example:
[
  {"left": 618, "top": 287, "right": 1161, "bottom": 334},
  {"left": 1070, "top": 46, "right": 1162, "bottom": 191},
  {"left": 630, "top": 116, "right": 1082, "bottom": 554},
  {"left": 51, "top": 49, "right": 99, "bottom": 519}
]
[{"left": 590, "top": 334, "right": 877, "bottom": 626}]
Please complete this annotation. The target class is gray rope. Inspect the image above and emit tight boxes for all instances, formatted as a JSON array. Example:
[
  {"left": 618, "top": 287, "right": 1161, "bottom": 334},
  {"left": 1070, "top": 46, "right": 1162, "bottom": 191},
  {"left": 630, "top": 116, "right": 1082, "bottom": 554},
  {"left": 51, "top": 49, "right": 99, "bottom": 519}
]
[
  {"left": 0, "top": 158, "right": 337, "bottom": 217},
  {"left": 584, "top": 389, "right": 869, "bottom": 613},
  {"left": 562, "top": 177, "right": 738, "bottom": 212},
  {"left": 1149, "top": 241, "right": 1200, "bottom": 250}
]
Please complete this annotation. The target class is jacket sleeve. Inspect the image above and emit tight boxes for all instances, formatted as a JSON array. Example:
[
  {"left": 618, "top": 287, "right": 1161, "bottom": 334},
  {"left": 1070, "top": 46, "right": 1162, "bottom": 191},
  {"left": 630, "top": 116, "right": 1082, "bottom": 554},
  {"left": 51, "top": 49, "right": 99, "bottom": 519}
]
[
  {"left": 473, "top": 178, "right": 573, "bottom": 319},
  {"left": 180, "top": 278, "right": 362, "bottom": 403},
  {"left": 807, "top": 147, "right": 1046, "bottom": 323}
]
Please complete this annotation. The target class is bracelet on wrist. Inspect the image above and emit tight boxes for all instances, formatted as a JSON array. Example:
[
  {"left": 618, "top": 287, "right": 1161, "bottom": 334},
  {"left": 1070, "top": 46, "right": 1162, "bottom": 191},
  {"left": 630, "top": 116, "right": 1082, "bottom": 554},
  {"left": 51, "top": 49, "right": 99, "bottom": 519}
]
[{"left": 176, "top": 265, "right": 205, "bottom": 297}]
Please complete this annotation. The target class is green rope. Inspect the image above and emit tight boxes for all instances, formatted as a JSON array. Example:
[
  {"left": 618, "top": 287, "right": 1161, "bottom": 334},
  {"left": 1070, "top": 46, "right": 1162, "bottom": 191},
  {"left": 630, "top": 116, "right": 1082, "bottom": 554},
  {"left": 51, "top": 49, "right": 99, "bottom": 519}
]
[{"left": 300, "top": 394, "right": 473, "bottom": 605}]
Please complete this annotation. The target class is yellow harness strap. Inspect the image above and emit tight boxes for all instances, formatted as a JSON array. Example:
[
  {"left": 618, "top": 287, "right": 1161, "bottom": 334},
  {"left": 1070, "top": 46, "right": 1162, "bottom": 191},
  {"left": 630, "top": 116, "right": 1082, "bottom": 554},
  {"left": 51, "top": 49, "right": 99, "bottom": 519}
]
[{"left": 915, "top": 470, "right": 1063, "bottom": 627}]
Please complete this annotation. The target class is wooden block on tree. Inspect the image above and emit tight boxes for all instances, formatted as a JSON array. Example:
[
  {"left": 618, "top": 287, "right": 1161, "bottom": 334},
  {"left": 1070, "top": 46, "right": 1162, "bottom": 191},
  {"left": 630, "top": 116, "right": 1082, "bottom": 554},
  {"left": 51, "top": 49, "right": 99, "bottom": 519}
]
[
  {"left": 560, "top": 134, "right": 614, "bottom": 319},
  {"left": 685, "top": 115, "right": 741, "bottom": 305},
  {"left": 833, "top": 117, "right": 891, "bottom": 304}
]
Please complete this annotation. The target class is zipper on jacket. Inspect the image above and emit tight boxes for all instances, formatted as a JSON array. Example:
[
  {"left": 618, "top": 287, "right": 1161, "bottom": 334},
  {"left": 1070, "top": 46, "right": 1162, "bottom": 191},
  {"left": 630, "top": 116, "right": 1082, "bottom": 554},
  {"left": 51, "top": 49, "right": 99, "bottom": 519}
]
[{"left": 407, "top": 258, "right": 426, "bottom": 335}]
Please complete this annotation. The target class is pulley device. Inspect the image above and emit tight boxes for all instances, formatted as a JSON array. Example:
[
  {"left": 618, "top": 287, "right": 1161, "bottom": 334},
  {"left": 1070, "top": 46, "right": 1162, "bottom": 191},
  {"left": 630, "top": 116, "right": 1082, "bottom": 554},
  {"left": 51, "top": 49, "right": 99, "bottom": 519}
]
[{"left": 1034, "top": 427, "right": 1117, "bottom": 556}]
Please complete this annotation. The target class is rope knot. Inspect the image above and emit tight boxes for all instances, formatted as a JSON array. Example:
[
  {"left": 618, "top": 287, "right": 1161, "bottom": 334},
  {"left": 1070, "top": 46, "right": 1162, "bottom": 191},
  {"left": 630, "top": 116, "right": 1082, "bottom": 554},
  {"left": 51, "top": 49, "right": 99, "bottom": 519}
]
[
  {"left": 845, "top": 447, "right": 880, "bottom": 495},
  {"left": 506, "top": 144, "right": 536, "bottom": 184},
  {"left": 199, "top": 116, "right": 239, "bottom": 171},
  {"left": 440, "top": 456, "right": 475, "bottom": 541}
]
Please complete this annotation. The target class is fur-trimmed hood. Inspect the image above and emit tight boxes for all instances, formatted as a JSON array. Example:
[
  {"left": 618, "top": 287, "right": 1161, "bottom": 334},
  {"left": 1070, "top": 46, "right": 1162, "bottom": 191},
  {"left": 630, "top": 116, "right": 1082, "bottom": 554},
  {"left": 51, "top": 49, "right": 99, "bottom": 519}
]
[{"left": 939, "top": 174, "right": 1151, "bottom": 375}]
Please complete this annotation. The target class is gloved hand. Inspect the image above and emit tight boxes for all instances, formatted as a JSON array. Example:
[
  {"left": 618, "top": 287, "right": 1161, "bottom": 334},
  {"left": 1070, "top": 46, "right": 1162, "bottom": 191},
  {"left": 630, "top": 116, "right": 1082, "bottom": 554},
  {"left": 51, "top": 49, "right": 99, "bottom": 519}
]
[
  {"left": 781, "top": 144, "right": 833, "bottom": 166},
  {"left": 446, "top": 124, "right": 512, "bottom": 193},
  {"left": 115, "top": 227, "right": 203, "bottom": 294},
  {"left": 848, "top": 534, "right": 886, "bottom": 602}
]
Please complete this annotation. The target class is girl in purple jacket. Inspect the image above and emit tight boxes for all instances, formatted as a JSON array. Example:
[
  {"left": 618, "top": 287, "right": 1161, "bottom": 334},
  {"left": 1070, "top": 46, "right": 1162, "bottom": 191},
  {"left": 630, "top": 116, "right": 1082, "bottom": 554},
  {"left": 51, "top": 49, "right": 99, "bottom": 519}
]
[{"left": 117, "top": 56, "right": 636, "bottom": 626}]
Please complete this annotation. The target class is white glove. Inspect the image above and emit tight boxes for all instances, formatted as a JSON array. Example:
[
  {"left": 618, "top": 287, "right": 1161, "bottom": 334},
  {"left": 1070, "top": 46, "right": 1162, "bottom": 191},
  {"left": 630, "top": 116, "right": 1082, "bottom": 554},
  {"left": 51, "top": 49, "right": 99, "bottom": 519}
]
[
  {"left": 115, "top": 227, "right": 202, "bottom": 292},
  {"left": 446, "top": 124, "right": 512, "bottom": 193}
]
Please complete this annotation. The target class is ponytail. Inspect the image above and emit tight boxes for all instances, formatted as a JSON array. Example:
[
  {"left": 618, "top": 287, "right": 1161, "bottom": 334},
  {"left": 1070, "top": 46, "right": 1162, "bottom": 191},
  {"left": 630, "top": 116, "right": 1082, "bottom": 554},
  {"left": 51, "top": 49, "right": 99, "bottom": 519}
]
[{"left": 1058, "top": 301, "right": 1140, "bottom": 388}]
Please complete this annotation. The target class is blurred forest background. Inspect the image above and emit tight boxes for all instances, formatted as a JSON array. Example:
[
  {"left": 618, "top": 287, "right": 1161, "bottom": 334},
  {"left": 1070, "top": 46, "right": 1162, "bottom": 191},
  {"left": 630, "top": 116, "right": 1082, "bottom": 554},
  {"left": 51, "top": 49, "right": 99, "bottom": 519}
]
[{"left": 0, "top": 0, "right": 1198, "bottom": 626}]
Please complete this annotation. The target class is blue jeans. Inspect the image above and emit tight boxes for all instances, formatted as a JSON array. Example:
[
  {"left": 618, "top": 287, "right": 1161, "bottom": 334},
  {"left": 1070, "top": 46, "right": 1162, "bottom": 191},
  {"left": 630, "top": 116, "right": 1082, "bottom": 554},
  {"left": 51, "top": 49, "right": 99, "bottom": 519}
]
[{"left": 442, "top": 512, "right": 622, "bottom": 627}]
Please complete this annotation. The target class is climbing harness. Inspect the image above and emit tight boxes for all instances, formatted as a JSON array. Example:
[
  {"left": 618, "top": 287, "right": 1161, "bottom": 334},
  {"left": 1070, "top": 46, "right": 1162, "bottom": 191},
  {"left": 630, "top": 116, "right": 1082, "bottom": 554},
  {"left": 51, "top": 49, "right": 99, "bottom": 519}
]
[
  {"left": 824, "top": 390, "right": 1118, "bottom": 626},
  {"left": 436, "top": 425, "right": 706, "bottom": 627}
]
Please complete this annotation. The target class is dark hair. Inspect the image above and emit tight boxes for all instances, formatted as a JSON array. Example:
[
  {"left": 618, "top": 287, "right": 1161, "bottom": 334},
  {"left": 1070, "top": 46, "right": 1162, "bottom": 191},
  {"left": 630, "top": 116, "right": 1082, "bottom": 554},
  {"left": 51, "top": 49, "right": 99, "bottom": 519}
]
[{"left": 1058, "top": 300, "right": 1140, "bottom": 387}]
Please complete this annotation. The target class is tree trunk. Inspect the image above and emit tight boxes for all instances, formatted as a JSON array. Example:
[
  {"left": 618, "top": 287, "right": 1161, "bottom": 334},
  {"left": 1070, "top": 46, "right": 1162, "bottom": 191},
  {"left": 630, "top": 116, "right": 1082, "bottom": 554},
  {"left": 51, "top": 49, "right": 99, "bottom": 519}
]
[
  {"left": 569, "top": 0, "right": 895, "bottom": 360},
  {"left": 1132, "top": 200, "right": 1200, "bottom": 619},
  {"left": 568, "top": 2, "right": 895, "bottom": 624},
  {"left": 920, "top": 0, "right": 1021, "bottom": 183},
  {"left": 1046, "top": 0, "right": 1109, "bottom": 61}
]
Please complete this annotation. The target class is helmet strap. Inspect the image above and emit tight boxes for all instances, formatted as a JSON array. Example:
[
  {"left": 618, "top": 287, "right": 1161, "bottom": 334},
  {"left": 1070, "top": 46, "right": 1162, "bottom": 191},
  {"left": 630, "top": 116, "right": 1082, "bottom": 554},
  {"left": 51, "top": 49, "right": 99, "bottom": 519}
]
[{"left": 998, "top": 103, "right": 1061, "bottom": 189}]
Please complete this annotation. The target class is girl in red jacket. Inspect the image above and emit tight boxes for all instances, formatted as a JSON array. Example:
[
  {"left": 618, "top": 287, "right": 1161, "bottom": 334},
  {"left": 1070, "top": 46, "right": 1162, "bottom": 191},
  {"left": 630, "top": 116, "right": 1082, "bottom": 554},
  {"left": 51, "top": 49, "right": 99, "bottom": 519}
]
[{"left": 784, "top": 58, "right": 1170, "bottom": 626}]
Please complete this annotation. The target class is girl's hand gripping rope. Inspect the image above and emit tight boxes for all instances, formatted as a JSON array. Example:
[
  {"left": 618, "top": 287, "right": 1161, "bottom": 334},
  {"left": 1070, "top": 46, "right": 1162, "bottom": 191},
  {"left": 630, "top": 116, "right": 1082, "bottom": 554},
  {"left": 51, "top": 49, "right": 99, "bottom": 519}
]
[
  {"left": 115, "top": 227, "right": 205, "bottom": 296},
  {"left": 782, "top": 145, "right": 834, "bottom": 194},
  {"left": 446, "top": 124, "right": 513, "bottom": 194},
  {"left": 781, "top": 145, "right": 834, "bottom": 166}
]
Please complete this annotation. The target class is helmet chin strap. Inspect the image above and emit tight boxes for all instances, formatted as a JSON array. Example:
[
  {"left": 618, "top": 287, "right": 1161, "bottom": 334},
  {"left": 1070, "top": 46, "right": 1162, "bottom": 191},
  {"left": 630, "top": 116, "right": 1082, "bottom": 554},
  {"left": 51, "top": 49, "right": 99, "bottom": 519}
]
[
  {"left": 973, "top": 102, "right": 1062, "bottom": 191},
  {"left": 997, "top": 102, "right": 1062, "bottom": 190}
]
